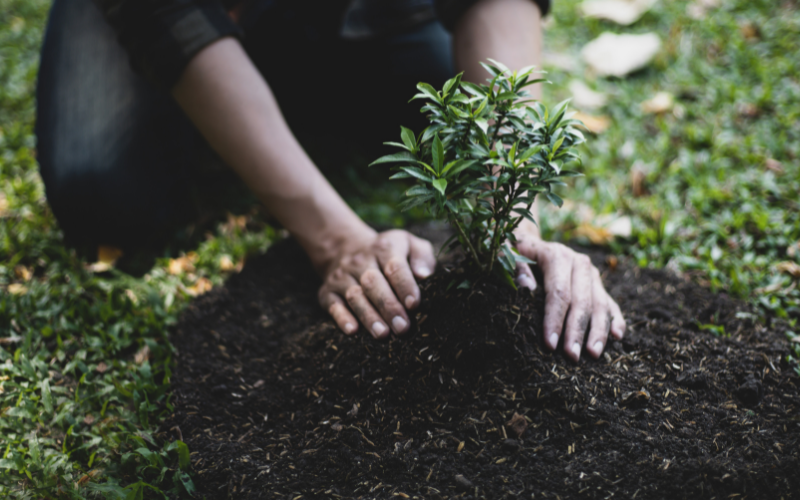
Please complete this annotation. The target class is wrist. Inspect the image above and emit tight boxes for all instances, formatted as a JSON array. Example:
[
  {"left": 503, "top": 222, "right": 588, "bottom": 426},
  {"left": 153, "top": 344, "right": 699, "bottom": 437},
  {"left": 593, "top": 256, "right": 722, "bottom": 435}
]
[{"left": 305, "top": 220, "right": 376, "bottom": 275}]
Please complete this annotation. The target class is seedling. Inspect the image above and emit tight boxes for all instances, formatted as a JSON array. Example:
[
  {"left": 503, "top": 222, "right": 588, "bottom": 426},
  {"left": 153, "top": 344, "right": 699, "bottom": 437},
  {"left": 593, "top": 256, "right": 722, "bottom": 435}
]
[{"left": 372, "top": 60, "right": 585, "bottom": 283}]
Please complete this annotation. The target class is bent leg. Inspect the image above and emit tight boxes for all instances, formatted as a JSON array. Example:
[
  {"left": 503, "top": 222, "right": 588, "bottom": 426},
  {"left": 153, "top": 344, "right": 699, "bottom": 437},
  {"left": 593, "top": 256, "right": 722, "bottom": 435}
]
[{"left": 36, "top": 0, "right": 198, "bottom": 250}]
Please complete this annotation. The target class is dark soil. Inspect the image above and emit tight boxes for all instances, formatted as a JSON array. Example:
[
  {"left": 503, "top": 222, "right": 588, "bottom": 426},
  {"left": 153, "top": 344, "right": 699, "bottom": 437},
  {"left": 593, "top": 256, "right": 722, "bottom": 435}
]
[{"left": 162, "top": 232, "right": 800, "bottom": 499}]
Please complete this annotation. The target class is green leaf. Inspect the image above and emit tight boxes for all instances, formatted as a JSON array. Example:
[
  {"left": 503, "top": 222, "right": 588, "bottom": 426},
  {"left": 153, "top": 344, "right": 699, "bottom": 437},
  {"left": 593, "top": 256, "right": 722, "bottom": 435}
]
[
  {"left": 412, "top": 82, "right": 441, "bottom": 104},
  {"left": 461, "top": 81, "right": 488, "bottom": 97},
  {"left": 432, "top": 135, "right": 444, "bottom": 174},
  {"left": 519, "top": 145, "right": 543, "bottom": 162},
  {"left": 398, "top": 194, "right": 434, "bottom": 211},
  {"left": 383, "top": 141, "right": 410, "bottom": 151},
  {"left": 398, "top": 166, "right": 433, "bottom": 182},
  {"left": 41, "top": 379, "right": 52, "bottom": 414},
  {"left": 432, "top": 178, "right": 448, "bottom": 196},
  {"left": 175, "top": 440, "right": 190, "bottom": 472},
  {"left": 549, "top": 136, "right": 565, "bottom": 160},
  {"left": 125, "top": 482, "right": 145, "bottom": 500},
  {"left": 546, "top": 192, "right": 563, "bottom": 208},
  {"left": 370, "top": 151, "right": 416, "bottom": 166},
  {"left": 442, "top": 159, "right": 478, "bottom": 177},
  {"left": 400, "top": 126, "right": 416, "bottom": 151}
]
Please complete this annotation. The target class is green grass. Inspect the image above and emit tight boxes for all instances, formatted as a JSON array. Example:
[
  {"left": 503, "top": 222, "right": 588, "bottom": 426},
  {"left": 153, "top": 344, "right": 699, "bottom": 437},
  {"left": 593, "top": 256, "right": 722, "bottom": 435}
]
[{"left": 0, "top": 0, "right": 798, "bottom": 497}]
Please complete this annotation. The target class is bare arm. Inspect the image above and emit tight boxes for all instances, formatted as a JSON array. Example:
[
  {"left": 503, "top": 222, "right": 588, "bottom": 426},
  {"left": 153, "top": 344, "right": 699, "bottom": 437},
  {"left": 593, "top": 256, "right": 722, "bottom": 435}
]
[
  {"left": 171, "top": 37, "right": 373, "bottom": 273},
  {"left": 171, "top": 38, "right": 436, "bottom": 338}
]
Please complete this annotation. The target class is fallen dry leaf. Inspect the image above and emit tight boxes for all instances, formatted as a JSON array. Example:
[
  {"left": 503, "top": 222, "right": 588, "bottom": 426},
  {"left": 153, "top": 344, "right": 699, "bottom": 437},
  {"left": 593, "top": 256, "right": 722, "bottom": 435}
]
[
  {"left": 739, "top": 21, "right": 760, "bottom": 40},
  {"left": 569, "top": 80, "right": 607, "bottom": 110},
  {"left": 776, "top": 261, "right": 800, "bottom": 278},
  {"left": 580, "top": 0, "right": 658, "bottom": 25},
  {"left": 96, "top": 362, "right": 108, "bottom": 373},
  {"left": 572, "top": 111, "right": 611, "bottom": 134},
  {"left": 14, "top": 265, "right": 32, "bottom": 282},
  {"left": 0, "top": 193, "right": 8, "bottom": 217},
  {"left": 83, "top": 414, "right": 95, "bottom": 425},
  {"left": 186, "top": 277, "right": 213, "bottom": 296},
  {"left": 582, "top": 32, "right": 662, "bottom": 77},
  {"left": 7, "top": 283, "right": 27, "bottom": 295},
  {"left": 87, "top": 246, "right": 124, "bottom": 272},
  {"left": 134, "top": 345, "right": 151, "bottom": 365},
  {"left": 168, "top": 252, "right": 198, "bottom": 275},
  {"left": 765, "top": 158, "right": 784, "bottom": 174},
  {"left": 219, "top": 255, "right": 235, "bottom": 271},
  {"left": 596, "top": 213, "right": 633, "bottom": 237},
  {"left": 641, "top": 91, "right": 674, "bottom": 114},
  {"left": 630, "top": 161, "right": 648, "bottom": 197},
  {"left": 505, "top": 412, "right": 529, "bottom": 437},
  {"left": 787, "top": 241, "right": 800, "bottom": 259},
  {"left": 574, "top": 223, "right": 614, "bottom": 245}
]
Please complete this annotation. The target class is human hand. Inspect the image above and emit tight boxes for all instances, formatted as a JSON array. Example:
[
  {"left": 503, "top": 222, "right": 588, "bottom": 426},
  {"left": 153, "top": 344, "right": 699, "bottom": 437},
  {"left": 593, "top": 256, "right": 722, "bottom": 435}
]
[
  {"left": 317, "top": 230, "right": 436, "bottom": 339},
  {"left": 513, "top": 230, "right": 626, "bottom": 362}
]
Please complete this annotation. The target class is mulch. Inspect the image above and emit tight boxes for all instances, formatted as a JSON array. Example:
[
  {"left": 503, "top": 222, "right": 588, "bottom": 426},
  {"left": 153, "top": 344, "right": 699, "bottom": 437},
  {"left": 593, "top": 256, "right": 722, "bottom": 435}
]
[{"left": 161, "top": 232, "right": 800, "bottom": 499}]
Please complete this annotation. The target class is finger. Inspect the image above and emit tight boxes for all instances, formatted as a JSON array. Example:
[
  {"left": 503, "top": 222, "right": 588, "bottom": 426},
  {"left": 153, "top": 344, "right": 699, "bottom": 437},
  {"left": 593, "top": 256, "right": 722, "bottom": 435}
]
[
  {"left": 609, "top": 297, "right": 627, "bottom": 339},
  {"left": 586, "top": 268, "right": 611, "bottom": 359},
  {"left": 540, "top": 246, "right": 573, "bottom": 351},
  {"left": 359, "top": 267, "right": 410, "bottom": 335},
  {"left": 408, "top": 234, "right": 436, "bottom": 279},
  {"left": 319, "top": 289, "right": 358, "bottom": 335},
  {"left": 375, "top": 232, "right": 421, "bottom": 310},
  {"left": 563, "top": 254, "right": 593, "bottom": 362},
  {"left": 344, "top": 283, "right": 390, "bottom": 339},
  {"left": 515, "top": 261, "right": 537, "bottom": 291}
]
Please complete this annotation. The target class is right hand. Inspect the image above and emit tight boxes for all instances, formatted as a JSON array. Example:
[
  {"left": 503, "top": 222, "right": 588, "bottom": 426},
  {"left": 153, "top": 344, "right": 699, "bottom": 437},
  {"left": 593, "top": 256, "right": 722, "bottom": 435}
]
[{"left": 317, "top": 229, "right": 436, "bottom": 339}]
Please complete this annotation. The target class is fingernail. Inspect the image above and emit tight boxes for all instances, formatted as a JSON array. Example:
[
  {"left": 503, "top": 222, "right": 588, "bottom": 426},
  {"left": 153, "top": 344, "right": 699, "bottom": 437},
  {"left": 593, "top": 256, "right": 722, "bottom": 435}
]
[
  {"left": 548, "top": 332, "right": 559, "bottom": 348},
  {"left": 593, "top": 341, "right": 603, "bottom": 354},
  {"left": 405, "top": 295, "right": 415, "bottom": 309},
  {"left": 372, "top": 322, "right": 387, "bottom": 338},
  {"left": 571, "top": 343, "right": 581, "bottom": 359},
  {"left": 392, "top": 316, "right": 408, "bottom": 333},
  {"left": 416, "top": 265, "right": 431, "bottom": 278},
  {"left": 344, "top": 322, "right": 355, "bottom": 334},
  {"left": 516, "top": 275, "right": 535, "bottom": 290}
]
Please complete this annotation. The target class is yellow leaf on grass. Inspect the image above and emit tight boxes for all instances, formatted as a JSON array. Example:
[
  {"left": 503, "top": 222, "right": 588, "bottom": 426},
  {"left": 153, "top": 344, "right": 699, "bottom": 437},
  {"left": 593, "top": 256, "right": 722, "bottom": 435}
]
[
  {"left": 168, "top": 252, "right": 198, "bottom": 275},
  {"left": 0, "top": 193, "right": 9, "bottom": 217},
  {"left": 580, "top": 0, "right": 657, "bottom": 26},
  {"left": 7, "top": 284, "right": 28, "bottom": 295},
  {"left": 573, "top": 223, "right": 614, "bottom": 245},
  {"left": 776, "top": 261, "right": 800, "bottom": 279},
  {"left": 14, "top": 265, "right": 32, "bottom": 282},
  {"left": 581, "top": 32, "right": 661, "bottom": 78},
  {"left": 572, "top": 112, "right": 611, "bottom": 134},
  {"left": 219, "top": 255, "right": 235, "bottom": 271},
  {"left": 88, "top": 246, "right": 124, "bottom": 272},
  {"left": 186, "top": 277, "right": 213, "bottom": 297},
  {"left": 641, "top": 92, "right": 674, "bottom": 114}
]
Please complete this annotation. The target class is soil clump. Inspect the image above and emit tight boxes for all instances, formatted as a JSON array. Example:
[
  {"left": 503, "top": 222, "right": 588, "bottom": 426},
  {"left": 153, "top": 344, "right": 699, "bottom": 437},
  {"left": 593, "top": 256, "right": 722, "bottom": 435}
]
[{"left": 162, "top": 235, "right": 800, "bottom": 499}]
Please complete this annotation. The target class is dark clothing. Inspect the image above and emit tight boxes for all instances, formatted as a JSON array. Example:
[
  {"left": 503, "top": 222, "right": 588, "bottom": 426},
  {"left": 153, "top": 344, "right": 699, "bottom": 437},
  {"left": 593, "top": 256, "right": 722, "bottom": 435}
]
[
  {"left": 90, "top": 0, "right": 550, "bottom": 89},
  {"left": 36, "top": 0, "right": 463, "bottom": 249}
]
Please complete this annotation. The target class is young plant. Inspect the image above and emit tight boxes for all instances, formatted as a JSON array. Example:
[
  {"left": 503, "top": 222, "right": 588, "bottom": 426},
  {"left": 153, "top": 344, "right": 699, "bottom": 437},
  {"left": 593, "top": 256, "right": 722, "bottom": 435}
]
[{"left": 371, "top": 60, "right": 585, "bottom": 283}]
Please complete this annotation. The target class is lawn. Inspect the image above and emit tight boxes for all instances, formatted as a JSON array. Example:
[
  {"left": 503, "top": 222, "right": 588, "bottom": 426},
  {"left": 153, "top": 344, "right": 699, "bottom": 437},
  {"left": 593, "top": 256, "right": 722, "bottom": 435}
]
[{"left": 0, "top": 0, "right": 798, "bottom": 497}]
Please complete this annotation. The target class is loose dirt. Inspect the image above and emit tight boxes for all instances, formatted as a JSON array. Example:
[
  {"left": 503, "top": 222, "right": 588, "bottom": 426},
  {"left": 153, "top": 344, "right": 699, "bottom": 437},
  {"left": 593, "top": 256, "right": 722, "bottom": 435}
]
[{"left": 162, "top": 234, "right": 800, "bottom": 499}]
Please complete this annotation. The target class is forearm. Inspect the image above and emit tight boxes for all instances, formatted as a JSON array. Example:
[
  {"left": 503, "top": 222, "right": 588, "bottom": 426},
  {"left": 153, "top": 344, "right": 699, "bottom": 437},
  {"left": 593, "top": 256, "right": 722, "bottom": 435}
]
[
  {"left": 171, "top": 37, "right": 373, "bottom": 272},
  {"left": 453, "top": 0, "right": 543, "bottom": 238}
]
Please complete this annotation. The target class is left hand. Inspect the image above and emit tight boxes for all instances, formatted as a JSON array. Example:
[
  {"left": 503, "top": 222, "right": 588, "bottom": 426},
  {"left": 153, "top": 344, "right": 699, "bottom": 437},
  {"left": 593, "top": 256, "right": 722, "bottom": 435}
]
[{"left": 513, "top": 229, "right": 626, "bottom": 362}]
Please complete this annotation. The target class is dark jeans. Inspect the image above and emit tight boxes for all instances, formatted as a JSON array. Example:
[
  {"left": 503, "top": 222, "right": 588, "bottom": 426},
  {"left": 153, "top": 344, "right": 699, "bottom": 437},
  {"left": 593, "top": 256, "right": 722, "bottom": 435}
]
[{"left": 35, "top": 0, "right": 454, "bottom": 250}]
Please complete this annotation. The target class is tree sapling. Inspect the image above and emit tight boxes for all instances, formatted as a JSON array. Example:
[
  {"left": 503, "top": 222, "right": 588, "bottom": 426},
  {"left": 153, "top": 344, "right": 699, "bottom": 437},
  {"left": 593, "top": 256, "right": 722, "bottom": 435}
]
[{"left": 371, "top": 60, "right": 585, "bottom": 285}]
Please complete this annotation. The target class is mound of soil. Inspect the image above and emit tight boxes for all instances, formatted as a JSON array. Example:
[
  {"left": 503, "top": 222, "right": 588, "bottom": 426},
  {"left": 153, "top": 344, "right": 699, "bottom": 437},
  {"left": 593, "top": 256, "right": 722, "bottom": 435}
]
[{"left": 162, "top": 235, "right": 800, "bottom": 499}]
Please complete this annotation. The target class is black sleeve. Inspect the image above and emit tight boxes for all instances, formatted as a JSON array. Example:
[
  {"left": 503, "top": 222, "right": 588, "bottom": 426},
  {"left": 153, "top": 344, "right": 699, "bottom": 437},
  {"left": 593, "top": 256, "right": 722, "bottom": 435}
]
[
  {"left": 433, "top": 0, "right": 551, "bottom": 32},
  {"left": 92, "top": 0, "right": 243, "bottom": 89}
]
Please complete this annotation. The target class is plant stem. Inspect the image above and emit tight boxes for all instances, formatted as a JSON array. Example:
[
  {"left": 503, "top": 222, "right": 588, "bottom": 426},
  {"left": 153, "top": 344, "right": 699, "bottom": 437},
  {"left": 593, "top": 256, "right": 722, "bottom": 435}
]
[{"left": 450, "top": 215, "right": 483, "bottom": 272}]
